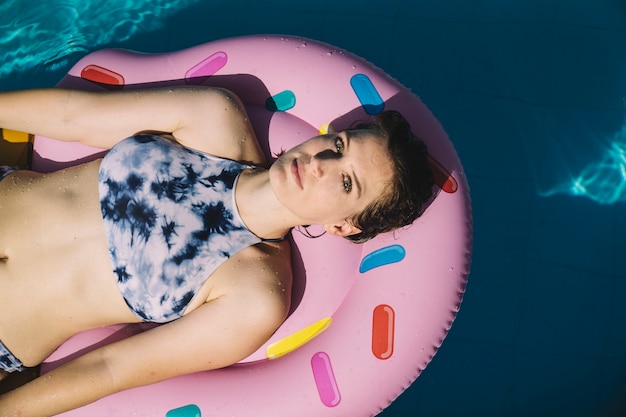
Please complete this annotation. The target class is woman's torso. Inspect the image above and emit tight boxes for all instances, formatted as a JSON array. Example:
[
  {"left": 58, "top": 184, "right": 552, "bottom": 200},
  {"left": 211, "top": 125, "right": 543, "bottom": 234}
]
[
  {"left": 0, "top": 161, "right": 137, "bottom": 365},
  {"left": 0, "top": 136, "right": 284, "bottom": 367}
]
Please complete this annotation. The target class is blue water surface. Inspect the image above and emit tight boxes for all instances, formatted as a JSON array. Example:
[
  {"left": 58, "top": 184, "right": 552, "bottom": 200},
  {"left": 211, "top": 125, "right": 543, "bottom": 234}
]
[
  {"left": 1, "top": 1, "right": 626, "bottom": 416},
  {"left": 0, "top": 0, "right": 201, "bottom": 78}
]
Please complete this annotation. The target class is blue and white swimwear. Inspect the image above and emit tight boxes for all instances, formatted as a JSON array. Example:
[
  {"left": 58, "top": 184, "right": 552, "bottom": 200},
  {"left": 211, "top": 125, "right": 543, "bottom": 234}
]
[
  {"left": 0, "top": 339, "right": 24, "bottom": 373},
  {"left": 99, "top": 134, "right": 267, "bottom": 323},
  {"left": 0, "top": 165, "right": 18, "bottom": 181}
]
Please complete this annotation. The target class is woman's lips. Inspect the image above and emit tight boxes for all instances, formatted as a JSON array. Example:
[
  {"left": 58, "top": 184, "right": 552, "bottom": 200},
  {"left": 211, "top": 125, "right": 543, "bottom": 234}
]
[{"left": 291, "top": 158, "right": 303, "bottom": 188}]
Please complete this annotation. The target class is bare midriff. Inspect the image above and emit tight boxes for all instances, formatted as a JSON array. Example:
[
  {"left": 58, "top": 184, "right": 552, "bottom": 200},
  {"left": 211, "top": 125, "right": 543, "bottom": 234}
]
[{"left": 0, "top": 161, "right": 140, "bottom": 366}]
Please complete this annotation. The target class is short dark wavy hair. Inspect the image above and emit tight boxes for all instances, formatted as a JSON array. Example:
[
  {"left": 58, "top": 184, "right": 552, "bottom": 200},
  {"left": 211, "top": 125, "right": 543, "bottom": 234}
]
[{"left": 345, "top": 110, "right": 434, "bottom": 243}]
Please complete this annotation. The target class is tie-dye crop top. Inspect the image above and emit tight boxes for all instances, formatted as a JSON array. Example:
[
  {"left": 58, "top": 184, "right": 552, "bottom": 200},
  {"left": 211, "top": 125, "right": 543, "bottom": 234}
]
[{"left": 99, "top": 134, "right": 262, "bottom": 323}]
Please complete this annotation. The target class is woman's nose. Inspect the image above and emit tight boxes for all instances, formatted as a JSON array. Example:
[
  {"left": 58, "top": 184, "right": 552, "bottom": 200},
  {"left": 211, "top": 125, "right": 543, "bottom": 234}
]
[
  {"left": 310, "top": 156, "right": 324, "bottom": 178},
  {"left": 311, "top": 149, "right": 340, "bottom": 178}
]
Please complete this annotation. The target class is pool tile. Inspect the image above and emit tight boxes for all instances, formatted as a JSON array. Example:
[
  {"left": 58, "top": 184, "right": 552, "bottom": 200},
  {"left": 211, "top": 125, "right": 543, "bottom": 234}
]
[
  {"left": 414, "top": 342, "right": 516, "bottom": 417},
  {"left": 556, "top": 0, "right": 626, "bottom": 30},
  {"left": 529, "top": 195, "right": 616, "bottom": 277},
  {"left": 547, "top": 27, "right": 626, "bottom": 109},
  {"left": 392, "top": 19, "right": 473, "bottom": 92},
  {"left": 517, "top": 260, "right": 612, "bottom": 356},
  {"left": 447, "top": 248, "right": 525, "bottom": 346},
  {"left": 605, "top": 275, "right": 626, "bottom": 357},
  {"left": 474, "top": 0, "right": 559, "bottom": 23},
  {"left": 594, "top": 354, "right": 626, "bottom": 415},
  {"left": 397, "top": 0, "right": 476, "bottom": 21},
  {"left": 509, "top": 351, "right": 603, "bottom": 417},
  {"left": 453, "top": 93, "right": 543, "bottom": 181},
  {"left": 458, "top": 23, "right": 555, "bottom": 105}
]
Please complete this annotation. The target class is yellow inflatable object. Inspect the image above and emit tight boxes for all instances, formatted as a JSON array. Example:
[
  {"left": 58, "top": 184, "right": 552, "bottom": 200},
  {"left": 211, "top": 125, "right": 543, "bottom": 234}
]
[{"left": 0, "top": 128, "right": 33, "bottom": 168}]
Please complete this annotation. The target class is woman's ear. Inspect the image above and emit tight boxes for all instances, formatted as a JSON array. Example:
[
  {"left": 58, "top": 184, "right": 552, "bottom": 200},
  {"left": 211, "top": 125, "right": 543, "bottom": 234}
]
[{"left": 324, "top": 221, "right": 362, "bottom": 237}]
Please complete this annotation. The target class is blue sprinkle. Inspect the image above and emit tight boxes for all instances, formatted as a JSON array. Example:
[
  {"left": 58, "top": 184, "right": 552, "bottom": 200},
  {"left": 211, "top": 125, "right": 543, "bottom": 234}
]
[
  {"left": 359, "top": 244, "right": 406, "bottom": 273},
  {"left": 350, "top": 74, "right": 384, "bottom": 115},
  {"left": 166, "top": 404, "right": 201, "bottom": 417}
]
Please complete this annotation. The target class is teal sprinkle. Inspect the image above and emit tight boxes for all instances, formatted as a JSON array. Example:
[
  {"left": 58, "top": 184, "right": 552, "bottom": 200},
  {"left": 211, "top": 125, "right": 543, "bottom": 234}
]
[
  {"left": 166, "top": 404, "right": 201, "bottom": 417},
  {"left": 265, "top": 90, "right": 296, "bottom": 111}
]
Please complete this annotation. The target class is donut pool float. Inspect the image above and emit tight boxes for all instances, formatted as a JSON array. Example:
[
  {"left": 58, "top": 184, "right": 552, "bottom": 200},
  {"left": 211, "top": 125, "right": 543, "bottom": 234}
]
[{"left": 34, "top": 35, "right": 472, "bottom": 417}]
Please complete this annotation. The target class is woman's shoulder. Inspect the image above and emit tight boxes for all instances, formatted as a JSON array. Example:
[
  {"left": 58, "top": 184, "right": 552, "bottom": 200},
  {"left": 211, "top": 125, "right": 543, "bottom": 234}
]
[
  {"left": 211, "top": 240, "right": 292, "bottom": 304},
  {"left": 172, "top": 88, "right": 267, "bottom": 166},
  {"left": 236, "top": 240, "right": 293, "bottom": 286}
]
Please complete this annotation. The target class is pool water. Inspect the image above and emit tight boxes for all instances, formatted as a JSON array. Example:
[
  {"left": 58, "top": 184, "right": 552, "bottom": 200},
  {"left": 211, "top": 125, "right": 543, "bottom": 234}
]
[{"left": 1, "top": 0, "right": 625, "bottom": 416}]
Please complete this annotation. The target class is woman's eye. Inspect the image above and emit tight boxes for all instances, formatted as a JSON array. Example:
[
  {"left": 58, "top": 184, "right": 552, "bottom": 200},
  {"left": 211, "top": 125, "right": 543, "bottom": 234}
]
[
  {"left": 335, "top": 137, "right": 345, "bottom": 154},
  {"left": 342, "top": 174, "right": 352, "bottom": 193}
]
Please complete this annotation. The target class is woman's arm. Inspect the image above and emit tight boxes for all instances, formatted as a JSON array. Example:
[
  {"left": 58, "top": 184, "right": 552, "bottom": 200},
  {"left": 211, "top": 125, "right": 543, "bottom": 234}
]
[
  {"left": 0, "top": 267, "right": 289, "bottom": 417},
  {"left": 0, "top": 87, "right": 260, "bottom": 159}
]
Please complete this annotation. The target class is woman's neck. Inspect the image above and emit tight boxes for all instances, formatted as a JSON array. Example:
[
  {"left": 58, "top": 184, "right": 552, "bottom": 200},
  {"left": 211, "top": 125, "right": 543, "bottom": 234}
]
[{"left": 234, "top": 167, "right": 299, "bottom": 241}]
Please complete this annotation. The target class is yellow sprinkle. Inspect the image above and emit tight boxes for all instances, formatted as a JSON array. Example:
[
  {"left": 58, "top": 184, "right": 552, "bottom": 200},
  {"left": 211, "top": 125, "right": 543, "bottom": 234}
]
[
  {"left": 319, "top": 124, "right": 334, "bottom": 134},
  {"left": 266, "top": 317, "right": 332, "bottom": 360}
]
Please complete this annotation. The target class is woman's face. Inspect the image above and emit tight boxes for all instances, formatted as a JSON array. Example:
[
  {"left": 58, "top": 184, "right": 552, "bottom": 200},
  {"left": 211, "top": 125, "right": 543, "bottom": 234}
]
[{"left": 269, "top": 129, "right": 394, "bottom": 234}]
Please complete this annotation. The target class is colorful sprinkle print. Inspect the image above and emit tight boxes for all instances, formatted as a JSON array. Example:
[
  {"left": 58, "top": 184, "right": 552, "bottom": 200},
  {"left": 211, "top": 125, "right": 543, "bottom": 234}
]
[
  {"left": 311, "top": 352, "right": 341, "bottom": 407},
  {"left": 266, "top": 317, "right": 333, "bottom": 360},
  {"left": 372, "top": 305, "right": 395, "bottom": 360},
  {"left": 428, "top": 156, "right": 458, "bottom": 193},
  {"left": 319, "top": 123, "right": 334, "bottom": 134},
  {"left": 81, "top": 64, "right": 125, "bottom": 86},
  {"left": 185, "top": 51, "right": 228, "bottom": 83},
  {"left": 359, "top": 244, "right": 406, "bottom": 273},
  {"left": 350, "top": 73, "right": 384, "bottom": 115},
  {"left": 165, "top": 404, "right": 201, "bottom": 417},
  {"left": 265, "top": 90, "right": 296, "bottom": 111}
]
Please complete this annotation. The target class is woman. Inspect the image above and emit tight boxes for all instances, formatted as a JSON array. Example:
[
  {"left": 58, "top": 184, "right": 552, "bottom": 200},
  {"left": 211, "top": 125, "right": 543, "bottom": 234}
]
[{"left": 0, "top": 86, "right": 433, "bottom": 416}]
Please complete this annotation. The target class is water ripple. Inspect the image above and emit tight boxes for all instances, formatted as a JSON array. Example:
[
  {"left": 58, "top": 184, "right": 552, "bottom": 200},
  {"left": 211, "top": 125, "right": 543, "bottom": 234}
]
[
  {"left": 541, "top": 117, "right": 626, "bottom": 205},
  {"left": 0, "top": 0, "right": 200, "bottom": 77}
]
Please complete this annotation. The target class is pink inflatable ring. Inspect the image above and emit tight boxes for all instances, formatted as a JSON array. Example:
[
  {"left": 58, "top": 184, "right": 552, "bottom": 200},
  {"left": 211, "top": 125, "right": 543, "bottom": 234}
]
[{"left": 35, "top": 35, "right": 472, "bottom": 417}]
